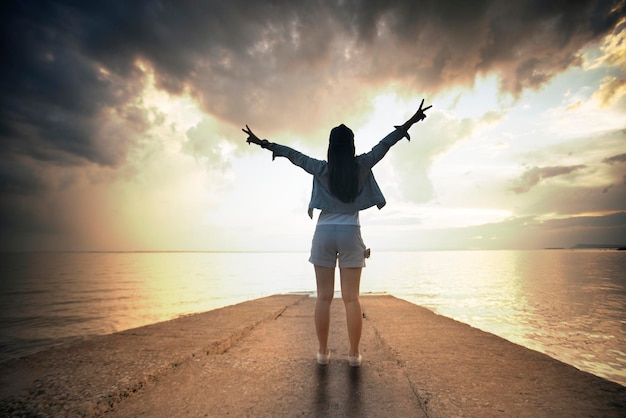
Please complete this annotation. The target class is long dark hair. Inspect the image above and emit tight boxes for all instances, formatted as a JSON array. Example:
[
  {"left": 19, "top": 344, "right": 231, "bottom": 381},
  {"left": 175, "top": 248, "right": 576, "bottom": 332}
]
[{"left": 327, "top": 124, "right": 358, "bottom": 203}]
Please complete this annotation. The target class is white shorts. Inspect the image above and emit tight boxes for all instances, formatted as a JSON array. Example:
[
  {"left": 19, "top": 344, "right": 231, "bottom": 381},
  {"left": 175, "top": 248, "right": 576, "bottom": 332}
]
[{"left": 309, "top": 224, "right": 367, "bottom": 268}]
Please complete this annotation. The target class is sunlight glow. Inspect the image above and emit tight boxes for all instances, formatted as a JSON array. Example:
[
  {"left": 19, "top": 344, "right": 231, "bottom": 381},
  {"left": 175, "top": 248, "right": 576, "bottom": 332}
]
[
  {"left": 353, "top": 91, "right": 418, "bottom": 148},
  {"left": 80, "top": 33, "right": 626, "bottom": 251}
]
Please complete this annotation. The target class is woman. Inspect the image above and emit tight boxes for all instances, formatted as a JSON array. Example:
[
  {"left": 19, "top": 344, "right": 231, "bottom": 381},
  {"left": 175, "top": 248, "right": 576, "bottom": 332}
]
[{"left": 243, "top": 100, "right": 431, "bottom": 367}]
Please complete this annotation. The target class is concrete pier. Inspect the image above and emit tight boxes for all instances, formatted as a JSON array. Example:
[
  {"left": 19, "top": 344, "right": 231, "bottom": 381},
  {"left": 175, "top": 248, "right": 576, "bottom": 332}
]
[{"left": 1, "top": 294, "right": 624, "bottom": 417}]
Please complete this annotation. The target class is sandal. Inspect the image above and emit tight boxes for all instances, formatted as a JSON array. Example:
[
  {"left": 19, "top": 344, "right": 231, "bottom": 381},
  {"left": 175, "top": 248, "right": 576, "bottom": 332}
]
[
  {"left": 348, "top": 353, "right": 362, "bottom": 367},
  {"left": 317, "top": 350, "right": 330, "bottom": 365}
]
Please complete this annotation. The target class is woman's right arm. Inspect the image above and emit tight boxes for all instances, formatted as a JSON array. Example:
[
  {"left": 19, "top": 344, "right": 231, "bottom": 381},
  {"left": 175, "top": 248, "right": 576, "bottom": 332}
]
[
  {"left": 359, "top": 99, "right": 432, "bottom": 168},
  {"left": 242, "top": 125, "right": 325, "bottom": 175}
]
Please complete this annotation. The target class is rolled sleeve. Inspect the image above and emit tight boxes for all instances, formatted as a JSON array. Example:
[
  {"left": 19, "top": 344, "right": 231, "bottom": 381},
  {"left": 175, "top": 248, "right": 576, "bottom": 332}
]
[{"left": 269, "top": 143, "right": 326, "bottom": 175}]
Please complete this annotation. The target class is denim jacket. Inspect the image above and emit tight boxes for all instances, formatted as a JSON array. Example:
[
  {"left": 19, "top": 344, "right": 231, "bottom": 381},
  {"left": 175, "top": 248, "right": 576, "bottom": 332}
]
[{"left": 267, "top": 127, "right": 408, "bottom": 218}]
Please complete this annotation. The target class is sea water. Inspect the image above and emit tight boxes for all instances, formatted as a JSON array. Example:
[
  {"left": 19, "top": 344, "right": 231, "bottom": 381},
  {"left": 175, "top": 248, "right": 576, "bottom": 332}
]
[{"left": 0, "top": 250, "right": 624, "bottom": 386}]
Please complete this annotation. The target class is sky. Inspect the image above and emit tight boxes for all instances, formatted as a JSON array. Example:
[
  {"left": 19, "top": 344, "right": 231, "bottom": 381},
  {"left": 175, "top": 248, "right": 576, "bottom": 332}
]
[{"left": 1, "top": 0, "right": 625, "bottom": 252}]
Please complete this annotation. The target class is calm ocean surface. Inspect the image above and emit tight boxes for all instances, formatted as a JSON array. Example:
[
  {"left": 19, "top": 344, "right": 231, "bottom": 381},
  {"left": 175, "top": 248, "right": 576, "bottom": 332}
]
[{"left": 0, "top": 250, "right": 624, "bottom": 386}]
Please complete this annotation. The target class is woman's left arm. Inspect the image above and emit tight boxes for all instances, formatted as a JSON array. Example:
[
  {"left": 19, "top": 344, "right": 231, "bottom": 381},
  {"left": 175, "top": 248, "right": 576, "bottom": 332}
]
[
  {"left": 242, "top": 125, "right": 272, "bottom": 149},
  {"left": 242, "top": 125, "right": 325, "bottom": 175}
]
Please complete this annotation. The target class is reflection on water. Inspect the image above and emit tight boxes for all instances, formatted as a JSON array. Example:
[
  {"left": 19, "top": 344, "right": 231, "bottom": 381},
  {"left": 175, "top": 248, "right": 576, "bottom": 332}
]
[
  {"left": 0, "top": 250, "right": 624, "bottom": 387},
  {"left": 0, "top": 252, "right": 311, "bottom": 359},
  {"left": 365, "top": 250, "right": 626, "bottom": 386}
]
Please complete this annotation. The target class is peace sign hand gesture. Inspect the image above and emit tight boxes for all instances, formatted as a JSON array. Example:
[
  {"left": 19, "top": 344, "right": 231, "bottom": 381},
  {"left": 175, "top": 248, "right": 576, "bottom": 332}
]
[
  {"left": 408, "top": 99, "right": 432, "bottom": 124},
  {"left": 395, "top": 99, "right": 432, "bottom": 141},
  {"left": 242, "top": 125, "right": 269, "bottom": 148}
]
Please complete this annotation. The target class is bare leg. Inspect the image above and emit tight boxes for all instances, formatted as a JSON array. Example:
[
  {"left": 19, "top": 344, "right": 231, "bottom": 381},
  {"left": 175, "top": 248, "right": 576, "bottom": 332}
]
[
  {"left": 314, "top": 265, "right": 335, "bottom": 355},
  {"left": 340, "top": 267, "right": 362, "bottom": 356}
]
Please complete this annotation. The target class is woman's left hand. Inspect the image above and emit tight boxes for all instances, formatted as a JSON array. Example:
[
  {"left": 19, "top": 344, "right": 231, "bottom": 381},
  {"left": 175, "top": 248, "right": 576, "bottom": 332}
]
[{"left": 242, "top": 125, "right": 268, "bottom": 147}]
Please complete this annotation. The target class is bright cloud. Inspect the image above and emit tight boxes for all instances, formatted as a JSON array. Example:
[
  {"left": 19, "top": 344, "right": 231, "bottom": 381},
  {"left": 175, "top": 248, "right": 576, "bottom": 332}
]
[{"left": 1, "top": 0, "right": 625, "bottom": 251}]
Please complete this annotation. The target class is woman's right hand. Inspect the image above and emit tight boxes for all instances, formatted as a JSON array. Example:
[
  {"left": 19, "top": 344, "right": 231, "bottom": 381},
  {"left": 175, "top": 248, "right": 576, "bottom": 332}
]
[
  {"left": 395, "top": 99, "right": 432, "bottom": 141},
  {"left": 408, "top": 99, "right": 432, "bottom": 125}
]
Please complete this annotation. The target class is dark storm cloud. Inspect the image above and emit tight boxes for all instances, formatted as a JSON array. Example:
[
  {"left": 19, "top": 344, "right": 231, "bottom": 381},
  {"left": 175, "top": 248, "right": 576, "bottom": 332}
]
[
  {"left": 511, "top": 165, "right": 587, "bottom": 193},
  {"left": 1, "top": 2, "right": 144, "bottom": 168},
  {"left": 603, "top": 152, "right": 626, "bottom": 164},
  {"left": 2, "top": 0, "right": 624, "bottom": 169},
  {"left": 345, "top": 0, "right": 626, "bottom": 92},
  {"left": 0, "top": 159, "right": 45, "bottom": 195},
  {"left": 1, "top": 0, "right": 625, "bottom": 249}
]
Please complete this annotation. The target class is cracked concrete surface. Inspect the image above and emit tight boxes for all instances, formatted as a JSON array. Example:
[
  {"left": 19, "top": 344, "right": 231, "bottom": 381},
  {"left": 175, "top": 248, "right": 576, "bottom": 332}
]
[{"left": 1, "top": 294, "right": 624, "bottom": 417}]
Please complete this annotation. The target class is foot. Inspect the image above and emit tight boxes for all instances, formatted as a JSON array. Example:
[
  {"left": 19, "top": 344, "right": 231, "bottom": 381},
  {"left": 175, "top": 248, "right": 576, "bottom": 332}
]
[
  {"left": 317, "top": 349, "right": 330, "bottom": 365},
  {"left": 348, "top": 353, "right": 362, "bottom": 367}
]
